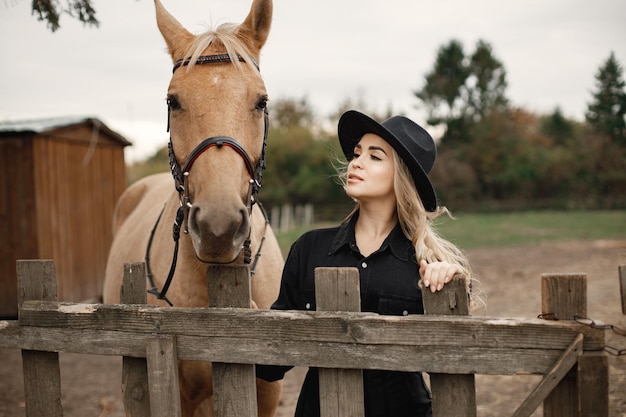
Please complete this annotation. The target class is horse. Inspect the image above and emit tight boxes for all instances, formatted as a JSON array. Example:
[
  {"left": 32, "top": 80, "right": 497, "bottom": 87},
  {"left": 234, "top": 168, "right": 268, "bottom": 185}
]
[{"left": 103, "top": 0, "right": 284, "bottom": 415}]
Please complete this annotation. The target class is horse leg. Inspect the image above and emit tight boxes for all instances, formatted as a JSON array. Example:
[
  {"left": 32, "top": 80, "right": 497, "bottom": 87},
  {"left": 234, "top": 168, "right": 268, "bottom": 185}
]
[
  {"left": 257, "top": 379, "right": 282, "bottom": 417},
  {"left": 179, "top": 360, "right": 213, "bottom": 417}
]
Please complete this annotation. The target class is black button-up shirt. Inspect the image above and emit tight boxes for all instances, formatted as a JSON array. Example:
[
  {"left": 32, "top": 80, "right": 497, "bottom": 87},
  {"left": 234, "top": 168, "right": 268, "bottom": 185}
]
[
  {"left": 273, "top": 213, "right": 425, "bottom": 315},
  {"left": 257, "top": 212, "right": 432, "bottom": 417}
]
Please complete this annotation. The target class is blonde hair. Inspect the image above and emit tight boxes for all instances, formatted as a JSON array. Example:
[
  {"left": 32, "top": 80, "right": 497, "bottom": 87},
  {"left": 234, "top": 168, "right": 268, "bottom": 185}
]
[{"left": 337, "top": 149, "right": 475, "bottom": 296}]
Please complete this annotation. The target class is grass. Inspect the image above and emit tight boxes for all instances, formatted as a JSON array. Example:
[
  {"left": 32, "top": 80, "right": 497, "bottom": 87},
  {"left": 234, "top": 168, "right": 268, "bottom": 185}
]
[{"left": 275, "top": 210, "right": 626, "bottom": 253}]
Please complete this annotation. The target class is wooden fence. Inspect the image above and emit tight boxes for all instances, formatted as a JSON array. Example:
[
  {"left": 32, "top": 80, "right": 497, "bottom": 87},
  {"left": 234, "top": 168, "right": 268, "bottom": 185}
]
[{"left": 0, "top": 259, "right": 611, "bottom": 417}]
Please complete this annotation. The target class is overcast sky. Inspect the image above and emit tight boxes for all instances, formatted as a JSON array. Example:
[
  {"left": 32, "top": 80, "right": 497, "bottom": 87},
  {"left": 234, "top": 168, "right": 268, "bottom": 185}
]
[{"left": 1, "top": 0, "right": 625, "bottom": 161}]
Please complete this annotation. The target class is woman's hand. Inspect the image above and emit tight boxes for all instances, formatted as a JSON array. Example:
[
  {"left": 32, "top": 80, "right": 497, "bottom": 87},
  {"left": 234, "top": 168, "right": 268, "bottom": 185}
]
[{"left": 419, "top": 260, "right": 462, "bottom": 293}]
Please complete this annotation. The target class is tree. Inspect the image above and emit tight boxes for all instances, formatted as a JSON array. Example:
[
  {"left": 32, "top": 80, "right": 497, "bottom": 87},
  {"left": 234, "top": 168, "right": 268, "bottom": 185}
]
[
  {"left": 540, "top": 107, "right": 575, "bottom": 146},
  {"left": 414, "top": 39, "right": 509, "bottom": 144},
  {"left": 415, "top": 40, "right": 469, "bottom": 126},
  {"left": 585, "top": 52, "right": 626, "bottom": 145},
  {"left": 465, "top": 40, "right": 508, "bottom": 120},
  {"left": 31, "top": 0, "right": 99, "bottom": 32}
]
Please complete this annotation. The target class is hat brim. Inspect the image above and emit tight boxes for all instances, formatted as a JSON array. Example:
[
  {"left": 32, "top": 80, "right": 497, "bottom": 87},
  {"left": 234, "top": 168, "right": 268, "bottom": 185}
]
[{"left": 338, "top": 110, "right": 437, "bottom": 211}]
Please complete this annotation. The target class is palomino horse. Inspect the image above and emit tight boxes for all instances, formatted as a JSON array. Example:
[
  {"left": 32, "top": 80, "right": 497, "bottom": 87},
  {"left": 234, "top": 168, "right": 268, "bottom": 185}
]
[{"left": 103, "top": 0, "right": 283, "bottom": 415}]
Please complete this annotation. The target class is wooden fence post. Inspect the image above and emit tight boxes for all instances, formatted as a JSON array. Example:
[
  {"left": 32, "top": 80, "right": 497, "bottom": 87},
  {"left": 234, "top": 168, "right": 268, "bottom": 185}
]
[
  {"left": 541, "top": 273, "right": 608, "bottom": 417},
  {"left": 315, "top": 267, "right": 364, "bottom": 417},
  {"left": 120, "top": 262, "right": 151, "bottom": 417},
  {"left": 146, "top": 335, "right": 181, "bottom": 417},
  {"left": 422, "top": 274, "right": 476, "bottom": 417},
  {"left": 207, "top": 264, "right": 257, "bottom": 417},
  {"left": 17, "top": 259, "right": 63, "bottom": 417},
  {"left": 617, "top": 265, "right": 626, "bottom": 417}
]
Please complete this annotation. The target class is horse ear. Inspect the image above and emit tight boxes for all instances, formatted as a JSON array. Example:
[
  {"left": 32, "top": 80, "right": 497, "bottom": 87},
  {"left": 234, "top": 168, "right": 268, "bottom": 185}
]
[
  {"left": 238, "top": 0, "right": 273, "bottom": 54},
  {"left": 154, "top": 0, "right": 195, "bottom": 62}
]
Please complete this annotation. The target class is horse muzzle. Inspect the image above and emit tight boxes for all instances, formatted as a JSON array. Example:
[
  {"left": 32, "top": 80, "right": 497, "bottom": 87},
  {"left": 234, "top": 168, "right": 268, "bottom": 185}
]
[{"left": 187, "top": 203, "right": 250, "bottom": 263}]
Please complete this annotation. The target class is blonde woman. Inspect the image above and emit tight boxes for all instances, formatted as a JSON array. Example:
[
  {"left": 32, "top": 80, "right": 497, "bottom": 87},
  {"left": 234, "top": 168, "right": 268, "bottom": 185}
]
[{"left": 257, "top": 110, "right": 472, "bottom": 417}]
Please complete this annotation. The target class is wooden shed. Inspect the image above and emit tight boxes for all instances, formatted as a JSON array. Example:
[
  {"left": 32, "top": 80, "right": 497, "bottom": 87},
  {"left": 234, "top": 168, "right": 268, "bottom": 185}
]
[{"left": 0, "top": 117, "right": 130, "bottom": 318}]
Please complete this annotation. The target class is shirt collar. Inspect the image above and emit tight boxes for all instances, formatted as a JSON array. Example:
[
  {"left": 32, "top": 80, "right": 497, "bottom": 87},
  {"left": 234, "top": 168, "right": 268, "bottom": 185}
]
[{"left": 328, "top": 211, "right": 413, "bottom": 262}]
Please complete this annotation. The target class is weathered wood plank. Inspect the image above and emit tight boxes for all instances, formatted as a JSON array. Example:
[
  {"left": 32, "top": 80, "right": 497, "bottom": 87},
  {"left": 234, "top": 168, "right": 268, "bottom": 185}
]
[
  {"left": 617, "top": 265, "right": 626, "bottom": 314},
  {"left": 512, "top": 333, "right": 583, "bottom": 417},
  {"left": 121, "top": 263, "right": 150, "bottom": 417},
  {"left": 541, "top": 273, "right": 586, "bottom": 417},
  {"left": 315, "top": 267, "right": 364, "bottom": 417},
  {"left": 146, "top": 335, "right": 181, "bottom": 417},
  {"left": 207, "top": 264, "right": 257, "bottom": 417},
  {"left": 0, "top": 320, "right": 589, "bottom": 377},
  {"left": 577, "top": 352, "right": 609, "bottom": 417},
  {"left": 541, "top": 273, "right": 587, "bottom": 320},
  {"left": 17, "top": 259, "right": 63, "bottom": 417},
  {"left": 423, "top": 274, "right": 476, "bottom": 417},
  {"left": 16, "top": 301, "right": 606, "bottom": 351},
  {"left": 0, "top": 321, "right": 587, "bottom": 375}
]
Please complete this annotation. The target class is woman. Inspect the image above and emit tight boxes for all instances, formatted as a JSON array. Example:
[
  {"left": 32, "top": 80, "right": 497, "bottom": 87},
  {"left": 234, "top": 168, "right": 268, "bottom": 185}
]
[{"left": 257, "top": 110, "right": 472, "bottom": 417}]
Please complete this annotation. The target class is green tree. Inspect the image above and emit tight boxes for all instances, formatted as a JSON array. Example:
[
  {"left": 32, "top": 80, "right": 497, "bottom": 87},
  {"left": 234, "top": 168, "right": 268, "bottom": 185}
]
[
  {"left": 415, "top": 40, "right": 469, "bottom": 126},
  {"left": 540, "top": 107, "right": 575, "bottom": 146},
  {"left": 466, "top": 40, "right": 508, "bottom": 120},
  {"left": 31, "top": 0, "right": 99, "bottom": 32},
  {"left": 585, "top": 52, "right": 626, "bottom": 145},
  {"left": 262, "top": 97, "right": 345, "bottom": 208},
  {"left": 415, "top": 39, "right": 509, "bottom": 145}
]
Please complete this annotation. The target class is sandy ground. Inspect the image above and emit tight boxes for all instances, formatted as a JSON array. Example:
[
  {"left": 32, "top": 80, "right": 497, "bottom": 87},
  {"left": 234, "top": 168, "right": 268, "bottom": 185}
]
[{"left": 1, "top": 239, "right": 625, "bottom": 417}]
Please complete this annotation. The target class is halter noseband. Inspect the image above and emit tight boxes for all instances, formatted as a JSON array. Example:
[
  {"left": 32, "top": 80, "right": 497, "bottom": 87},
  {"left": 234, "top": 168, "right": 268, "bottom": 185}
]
[{"left": 146, "top": 52, "right": 269, "bottom": 305}]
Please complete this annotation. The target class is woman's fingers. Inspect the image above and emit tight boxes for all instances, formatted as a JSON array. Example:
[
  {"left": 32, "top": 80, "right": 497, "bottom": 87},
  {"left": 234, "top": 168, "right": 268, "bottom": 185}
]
[{"left": 421, "top": 261, "right": 461, "bottom": 292}]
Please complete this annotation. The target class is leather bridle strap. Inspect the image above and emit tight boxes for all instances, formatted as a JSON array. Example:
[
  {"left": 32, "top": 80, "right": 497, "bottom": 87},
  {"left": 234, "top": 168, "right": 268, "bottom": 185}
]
[
  {"left": 172, "top": 53, "right": 259, "bottom": 73},
  {"left": 182, "top": 136, "right": 255, "bottom": 179}
]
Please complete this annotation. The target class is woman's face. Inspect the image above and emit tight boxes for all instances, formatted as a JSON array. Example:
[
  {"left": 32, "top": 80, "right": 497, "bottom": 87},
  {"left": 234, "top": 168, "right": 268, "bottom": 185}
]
[{"left": 345, "top": 133, "right": 395, "bottom": 203}]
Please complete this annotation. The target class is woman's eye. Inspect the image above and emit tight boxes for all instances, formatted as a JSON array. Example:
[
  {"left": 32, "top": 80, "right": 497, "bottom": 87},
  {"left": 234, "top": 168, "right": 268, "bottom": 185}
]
[{"left": 167, "top": 96, "right": 181, "bottom": 111}]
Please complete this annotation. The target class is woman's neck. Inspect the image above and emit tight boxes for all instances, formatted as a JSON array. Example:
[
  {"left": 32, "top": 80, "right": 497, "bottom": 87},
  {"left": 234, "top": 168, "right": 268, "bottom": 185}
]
[{"left": 354, "top": 203, "right": 398, "bottom": 256}]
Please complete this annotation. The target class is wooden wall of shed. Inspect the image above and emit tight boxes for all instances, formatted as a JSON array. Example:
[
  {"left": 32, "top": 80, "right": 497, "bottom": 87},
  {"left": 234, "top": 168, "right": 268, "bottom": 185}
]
[
  {"left": 0, "top": 137, "right": 38, "bottom": 317},
  {"left": 0, "top": 127, "right": 127, "bottom": 317},
  {"left": 32, "top": 134, "right": 127, "bottom": 304}
]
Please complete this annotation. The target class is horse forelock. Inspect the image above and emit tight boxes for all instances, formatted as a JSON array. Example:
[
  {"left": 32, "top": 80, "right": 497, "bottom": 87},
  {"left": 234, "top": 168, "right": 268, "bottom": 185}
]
[{"left": 182, "top": 23, "right": 260, "bottom": 75}]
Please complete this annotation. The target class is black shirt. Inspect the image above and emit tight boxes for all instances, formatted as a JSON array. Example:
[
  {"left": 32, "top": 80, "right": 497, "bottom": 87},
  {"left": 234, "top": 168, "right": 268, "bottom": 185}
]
[{"left": 257, "top": 212, "right": 432, "bottom": 417}]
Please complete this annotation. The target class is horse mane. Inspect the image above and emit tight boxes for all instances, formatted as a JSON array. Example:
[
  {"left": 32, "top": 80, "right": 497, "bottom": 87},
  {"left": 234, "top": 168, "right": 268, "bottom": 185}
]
[{"left": 183, "top": 23, "right": 260, "bottom": 74}]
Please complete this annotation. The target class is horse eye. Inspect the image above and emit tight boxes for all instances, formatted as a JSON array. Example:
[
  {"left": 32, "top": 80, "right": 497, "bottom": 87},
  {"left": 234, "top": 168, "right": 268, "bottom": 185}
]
[
  {"left": 255, "top": 96, "right": 268, "bottom": 111},
  {"left": 167, "top": 96, "right": 182, "bottom": 111}
]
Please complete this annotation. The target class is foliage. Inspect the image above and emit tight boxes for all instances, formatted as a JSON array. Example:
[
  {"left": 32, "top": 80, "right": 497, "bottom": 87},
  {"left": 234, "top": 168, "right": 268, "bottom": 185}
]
[
  {"left": 262, "top": 98, "right": 347, "bottom": 209},
  {"left": 585, "top": 52, "right": 626, "bottom": 146},
  {"left": 414, "top": 39, "right": 508, "bottom": 144},
  {"left": 32, "top": 0, "right": 99, "bottom": 32},
  {"left": 126, "top": 146, "right": 169, "bottom": 185}
]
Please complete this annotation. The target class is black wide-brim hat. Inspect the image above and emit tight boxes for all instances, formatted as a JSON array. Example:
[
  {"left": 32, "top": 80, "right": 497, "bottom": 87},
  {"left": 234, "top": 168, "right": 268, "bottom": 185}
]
[{"left": 338, "top": 110, "right": 437, "bottom": 212}]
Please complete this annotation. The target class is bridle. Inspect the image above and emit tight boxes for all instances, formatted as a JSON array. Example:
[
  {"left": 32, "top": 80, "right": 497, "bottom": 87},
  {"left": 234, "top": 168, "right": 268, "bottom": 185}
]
[{"left": 145, "top": 53, "right": 269, "bottom": 305}]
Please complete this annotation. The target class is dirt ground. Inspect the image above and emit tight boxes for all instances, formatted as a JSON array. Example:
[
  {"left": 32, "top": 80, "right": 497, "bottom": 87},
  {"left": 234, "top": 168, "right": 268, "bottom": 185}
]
[{"left": 1, "top": 239, "right": 625, "bottom": 417}]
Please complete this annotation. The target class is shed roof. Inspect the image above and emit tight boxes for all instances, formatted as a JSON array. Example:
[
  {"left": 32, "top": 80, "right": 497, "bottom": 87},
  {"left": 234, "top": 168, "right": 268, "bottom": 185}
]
[{"left": 0, "top": 116, "right": 132, "bottom": 147}]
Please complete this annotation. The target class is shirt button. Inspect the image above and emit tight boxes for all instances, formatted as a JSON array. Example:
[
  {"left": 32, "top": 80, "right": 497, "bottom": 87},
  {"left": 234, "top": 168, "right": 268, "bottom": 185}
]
[
  {"left": 305, "top": 302, "right": 311, "bottom": 310},
  {"left": 361, "top": 262, "right": 368, "bottom": 268},
  {"left": 402, "top": 310, "right": 409, "bottom": 316}
]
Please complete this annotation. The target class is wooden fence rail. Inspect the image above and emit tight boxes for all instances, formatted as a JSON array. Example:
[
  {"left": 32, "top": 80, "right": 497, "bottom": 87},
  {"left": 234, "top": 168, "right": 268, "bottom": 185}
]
[{"left": 0, "top": 259, "right": 610, "bottom": 417}]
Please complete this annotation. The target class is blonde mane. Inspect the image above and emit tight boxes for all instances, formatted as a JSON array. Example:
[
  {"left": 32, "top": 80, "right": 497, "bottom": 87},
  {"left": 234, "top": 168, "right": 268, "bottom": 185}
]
[{"left": 183, "top": 23, "right": 260, "bottom": 74}]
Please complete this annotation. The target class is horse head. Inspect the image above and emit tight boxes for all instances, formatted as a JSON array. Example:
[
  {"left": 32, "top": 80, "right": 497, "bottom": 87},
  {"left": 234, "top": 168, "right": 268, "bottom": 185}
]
[{"left": 154, "top": 0, "right": 272, "bottom": 264}]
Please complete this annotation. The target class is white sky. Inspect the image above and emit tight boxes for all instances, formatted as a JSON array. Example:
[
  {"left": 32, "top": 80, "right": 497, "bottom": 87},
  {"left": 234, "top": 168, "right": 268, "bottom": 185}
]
[{"left": 1, "top": 0, "right": 625, "bottom": 162}]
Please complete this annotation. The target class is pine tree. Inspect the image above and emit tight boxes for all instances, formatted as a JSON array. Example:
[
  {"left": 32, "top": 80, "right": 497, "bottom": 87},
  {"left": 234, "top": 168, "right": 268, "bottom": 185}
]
[{"left": 585, "top": 52, "right": 626, "bottom": 146}]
